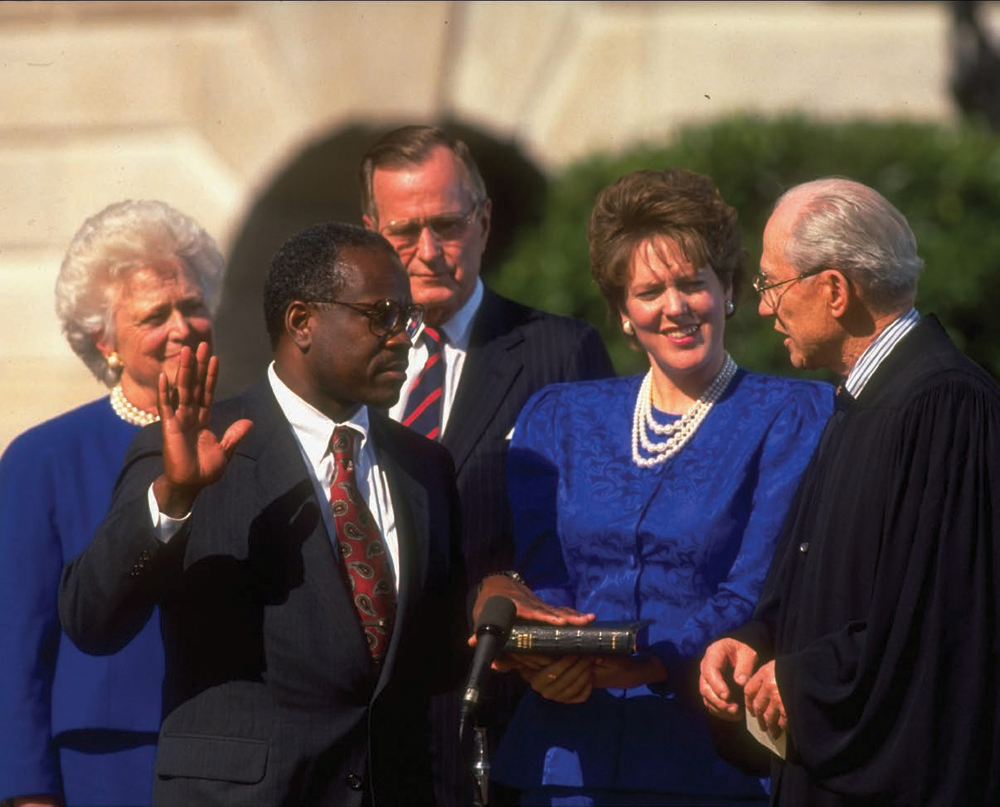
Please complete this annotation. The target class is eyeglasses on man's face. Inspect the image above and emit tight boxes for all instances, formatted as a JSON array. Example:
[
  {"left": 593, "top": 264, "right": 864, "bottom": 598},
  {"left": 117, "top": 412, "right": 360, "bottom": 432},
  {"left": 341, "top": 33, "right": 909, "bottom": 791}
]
[
  {"left": 312, "top": 298, "right": 424, "bottom": 340},
  {"left": 378, "top": 206, "right": 479, "bottom": 251},
  {"left": 751, "top": 268, "right": 825, "bottom": 302}
]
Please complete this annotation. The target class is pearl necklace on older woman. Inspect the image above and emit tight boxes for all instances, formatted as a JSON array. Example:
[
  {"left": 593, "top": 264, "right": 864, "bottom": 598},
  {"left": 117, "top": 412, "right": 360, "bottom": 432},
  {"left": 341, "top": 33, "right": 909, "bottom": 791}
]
[
  {"left": 631, "top": 353, "right": 737, "bottom": 468},
  {"left": 110, "top": 383, "right": 160, "bottom": 427}
]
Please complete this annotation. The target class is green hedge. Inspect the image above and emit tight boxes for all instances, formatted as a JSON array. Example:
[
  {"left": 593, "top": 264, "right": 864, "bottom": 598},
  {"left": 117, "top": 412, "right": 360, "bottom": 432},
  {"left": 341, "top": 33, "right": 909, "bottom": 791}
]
[{"left": 492, "top": 114, "right": 1000, "bottom": 381}]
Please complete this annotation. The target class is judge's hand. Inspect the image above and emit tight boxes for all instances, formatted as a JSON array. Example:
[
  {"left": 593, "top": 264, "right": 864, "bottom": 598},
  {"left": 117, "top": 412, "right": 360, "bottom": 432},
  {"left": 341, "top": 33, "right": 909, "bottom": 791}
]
[
  {"left": 700, "top": 637, "right": 759, "bottom": 722},
  {"left": 744, "top": 659, "right": 787, "bottom": 740},
  {"left": 512, "top": 653, "right": 595, "bottom": 703},
  {"left": 152, "top": 342, "right": 252, "bottom": 517},
  {"left": 471, "top": 575, "right": 595, "bottom": 630}
]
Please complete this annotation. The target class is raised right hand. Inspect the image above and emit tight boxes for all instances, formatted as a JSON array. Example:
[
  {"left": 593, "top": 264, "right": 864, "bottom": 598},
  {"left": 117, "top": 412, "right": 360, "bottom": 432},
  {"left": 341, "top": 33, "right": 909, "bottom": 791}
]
[{"left": 153, "top": 342, "right": 252, "bottom": 517}]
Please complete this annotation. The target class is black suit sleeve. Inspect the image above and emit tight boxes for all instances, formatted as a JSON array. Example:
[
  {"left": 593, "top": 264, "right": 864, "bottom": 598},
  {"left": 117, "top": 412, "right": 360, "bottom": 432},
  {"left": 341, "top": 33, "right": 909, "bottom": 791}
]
[{"left": 59, "top": 431, "right": 182, "bottom": 655}]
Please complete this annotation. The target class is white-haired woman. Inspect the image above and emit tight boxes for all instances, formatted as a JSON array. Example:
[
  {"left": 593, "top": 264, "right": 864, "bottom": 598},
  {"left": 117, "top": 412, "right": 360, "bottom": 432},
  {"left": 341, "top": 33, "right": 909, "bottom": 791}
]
[{"left": 0, "top": 200, "right": 224, "bottom": 807}]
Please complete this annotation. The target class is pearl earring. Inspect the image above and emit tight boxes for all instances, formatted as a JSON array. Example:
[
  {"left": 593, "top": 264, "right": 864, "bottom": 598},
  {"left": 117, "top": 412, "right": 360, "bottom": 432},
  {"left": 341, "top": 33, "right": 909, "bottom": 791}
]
[
  {"left": 725, "top": 300, "right": 734, "bottom": 316},
  {"left": 107, "top": 352, "right": 123, "bottom": 371},
  {"left": 623, "top": 320, "right": 634, "bottom": 336}
]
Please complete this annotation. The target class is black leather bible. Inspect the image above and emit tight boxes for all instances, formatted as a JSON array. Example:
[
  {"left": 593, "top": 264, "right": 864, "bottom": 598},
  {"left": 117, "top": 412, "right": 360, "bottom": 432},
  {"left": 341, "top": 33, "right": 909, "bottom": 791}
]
[{"left": 502, "top": 620, "right": 650, "bottom": 655}]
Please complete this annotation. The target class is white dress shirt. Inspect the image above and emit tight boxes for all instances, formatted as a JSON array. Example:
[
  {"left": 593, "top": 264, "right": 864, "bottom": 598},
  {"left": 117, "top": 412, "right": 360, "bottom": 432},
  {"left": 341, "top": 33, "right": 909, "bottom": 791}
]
[{"left": 388, "top": 278, "right": 484, "bottom": 437}]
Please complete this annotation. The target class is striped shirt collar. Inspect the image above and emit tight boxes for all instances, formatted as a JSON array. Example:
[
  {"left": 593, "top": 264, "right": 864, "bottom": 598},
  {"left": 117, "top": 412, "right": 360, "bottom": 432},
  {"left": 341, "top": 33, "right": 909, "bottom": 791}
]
[{"left": 843, "top": 307, "right": 920, "bottom": 398}]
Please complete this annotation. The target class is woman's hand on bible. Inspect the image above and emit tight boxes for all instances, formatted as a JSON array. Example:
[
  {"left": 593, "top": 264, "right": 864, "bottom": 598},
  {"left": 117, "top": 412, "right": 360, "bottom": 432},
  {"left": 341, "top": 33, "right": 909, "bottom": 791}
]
[
  {"left": 591, "top": 654, "right": 667, "bottom": 690},
  {"left": 518, "top": 654, "right": 595, "bottom": 703}
]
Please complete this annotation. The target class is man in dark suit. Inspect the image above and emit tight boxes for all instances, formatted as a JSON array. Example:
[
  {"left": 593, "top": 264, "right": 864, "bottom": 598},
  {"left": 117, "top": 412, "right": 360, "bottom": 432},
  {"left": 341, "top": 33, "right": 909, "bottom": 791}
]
[
  {"left": 359, "top": 125, "right": 614, "bottom": 805},
  {"left": 59, "top": 222, "right": 469, "bottom": 806}
]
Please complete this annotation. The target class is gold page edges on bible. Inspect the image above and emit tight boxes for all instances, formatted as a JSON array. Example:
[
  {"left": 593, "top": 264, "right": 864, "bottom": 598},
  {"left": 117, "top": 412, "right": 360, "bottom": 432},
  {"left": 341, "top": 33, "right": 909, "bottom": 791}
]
[{"left": 502, "top": 621, "right": 651, "bottom": 656}]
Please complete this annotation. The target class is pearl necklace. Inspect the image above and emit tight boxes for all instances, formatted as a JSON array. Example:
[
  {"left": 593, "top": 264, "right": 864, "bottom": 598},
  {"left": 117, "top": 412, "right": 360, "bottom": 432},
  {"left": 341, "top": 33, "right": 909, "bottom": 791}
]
[
  {"left": 109, "top": 383, "right": 160, "bottom": 427},
  {"left": 631, "top": 354, "right": 737, "bottom": 468}
]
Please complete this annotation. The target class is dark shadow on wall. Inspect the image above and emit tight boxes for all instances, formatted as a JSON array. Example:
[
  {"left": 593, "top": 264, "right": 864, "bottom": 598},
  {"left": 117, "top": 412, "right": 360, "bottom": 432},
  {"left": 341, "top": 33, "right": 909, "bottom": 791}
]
[{"left": 213, "top": 119, "right": 548, "bottom": 398}]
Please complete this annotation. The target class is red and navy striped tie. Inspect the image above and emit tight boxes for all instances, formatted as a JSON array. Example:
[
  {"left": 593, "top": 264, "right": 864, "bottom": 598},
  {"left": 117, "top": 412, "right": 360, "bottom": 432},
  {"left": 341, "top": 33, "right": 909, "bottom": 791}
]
[{"left": 401, "top": 326, "right": 446, "bottom": 440}]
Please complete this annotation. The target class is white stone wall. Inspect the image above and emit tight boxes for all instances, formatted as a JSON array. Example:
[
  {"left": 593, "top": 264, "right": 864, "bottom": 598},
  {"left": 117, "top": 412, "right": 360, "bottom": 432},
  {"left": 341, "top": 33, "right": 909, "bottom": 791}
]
[{"left": 0, "top": 0, "right": 971, "bottom": 450}]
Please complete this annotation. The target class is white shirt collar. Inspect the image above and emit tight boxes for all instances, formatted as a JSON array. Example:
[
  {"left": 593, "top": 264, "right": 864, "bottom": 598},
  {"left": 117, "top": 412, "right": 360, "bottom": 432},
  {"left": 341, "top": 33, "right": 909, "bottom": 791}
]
[
  {"left": 426, "top": 277, "right": 483, "bottom": 350},
  {"left": 267, "top": 363, "right": 371, "bottom": 466}
]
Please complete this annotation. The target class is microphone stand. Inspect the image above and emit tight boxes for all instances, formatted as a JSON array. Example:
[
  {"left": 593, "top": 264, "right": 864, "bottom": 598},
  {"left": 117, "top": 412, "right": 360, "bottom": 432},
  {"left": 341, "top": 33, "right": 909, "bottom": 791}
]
[
  {"left": 471, "top": 723, "right": 490, "bottom": 807},
  {"left": 464, "top": 596, "right": 515, "bottom": 807}
]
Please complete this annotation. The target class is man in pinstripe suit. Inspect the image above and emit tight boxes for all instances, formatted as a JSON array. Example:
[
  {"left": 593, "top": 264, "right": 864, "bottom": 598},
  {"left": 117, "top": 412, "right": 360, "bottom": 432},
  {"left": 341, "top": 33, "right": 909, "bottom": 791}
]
[
  {"left": 361, "top": 126, "right": 614, "bottom": 806},
  {"left": 59, "top": 223, "right": 470, "bottom": 806}
]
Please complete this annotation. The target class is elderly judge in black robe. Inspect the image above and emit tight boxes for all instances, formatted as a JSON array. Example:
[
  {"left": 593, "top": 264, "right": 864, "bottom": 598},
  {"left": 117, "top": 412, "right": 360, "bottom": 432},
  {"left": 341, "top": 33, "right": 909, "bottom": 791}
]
[{"left": 700, "top": 177, "right": 1000, "bottom": 806}]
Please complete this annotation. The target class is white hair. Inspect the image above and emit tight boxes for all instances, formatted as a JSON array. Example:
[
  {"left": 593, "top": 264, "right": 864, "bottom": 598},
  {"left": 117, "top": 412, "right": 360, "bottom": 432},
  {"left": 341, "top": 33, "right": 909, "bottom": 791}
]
[
  {"left": 779, "top": 177, "right": 924, "bottom": 313},
  {"left": 54, "top": 199, "right": 225, "bottom": 386}
]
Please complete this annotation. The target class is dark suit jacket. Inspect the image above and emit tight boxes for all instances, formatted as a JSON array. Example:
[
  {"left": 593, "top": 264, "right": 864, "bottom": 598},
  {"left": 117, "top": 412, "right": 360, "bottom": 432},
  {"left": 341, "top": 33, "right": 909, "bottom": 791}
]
[
  {"left": 442, "top": 286, "right": 614, "bottom": 583},
  {"left": 430, "top": 286, "right": 614, "bottom": 806},
  {"left": 59, "top": 378, "right": 468, "bottom": 807}
]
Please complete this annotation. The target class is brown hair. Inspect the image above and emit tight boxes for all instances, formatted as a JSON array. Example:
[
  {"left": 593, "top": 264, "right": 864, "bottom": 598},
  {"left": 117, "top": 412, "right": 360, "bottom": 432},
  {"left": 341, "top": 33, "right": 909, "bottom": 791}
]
[
  {"left": 359, "top": 125, "right": 487, "bottom": 223},
  {"left": 589, "top": 168, "right": 745, "bottom": 315}
]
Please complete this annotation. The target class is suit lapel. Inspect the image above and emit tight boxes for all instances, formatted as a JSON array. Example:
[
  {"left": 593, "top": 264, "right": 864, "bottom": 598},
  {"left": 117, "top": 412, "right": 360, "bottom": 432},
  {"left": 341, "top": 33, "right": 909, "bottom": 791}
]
[
  {"left": 368, "top": 414, "right": 429, "bottom": 692},
  {"left": 444, "top": 289, "right": 524, "bottom": 473},
  {"left": 240, "top": 380, "right": 373, "bottom": 675}
]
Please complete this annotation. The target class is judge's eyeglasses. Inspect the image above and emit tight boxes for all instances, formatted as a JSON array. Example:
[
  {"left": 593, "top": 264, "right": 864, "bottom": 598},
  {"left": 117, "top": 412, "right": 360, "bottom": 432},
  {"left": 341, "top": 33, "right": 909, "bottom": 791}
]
[{"left": 751, "top": 268, "right": 825, "bottom": 304}]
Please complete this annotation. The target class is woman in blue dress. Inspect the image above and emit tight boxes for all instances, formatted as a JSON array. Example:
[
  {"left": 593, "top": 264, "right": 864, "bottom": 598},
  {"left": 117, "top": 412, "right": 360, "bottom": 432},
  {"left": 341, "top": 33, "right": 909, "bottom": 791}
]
[
  {"left": 0, "top": 200, "right": 225, "bottom": 807},
  {"left": 484, "top": 168, "right": 834, "bottom": 805}
]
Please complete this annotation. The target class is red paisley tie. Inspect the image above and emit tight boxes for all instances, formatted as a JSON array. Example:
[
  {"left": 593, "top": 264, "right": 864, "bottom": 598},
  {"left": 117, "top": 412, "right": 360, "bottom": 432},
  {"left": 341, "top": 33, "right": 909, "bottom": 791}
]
[{"left": 329, "top": 426, "right": 396, "bottom": 664}]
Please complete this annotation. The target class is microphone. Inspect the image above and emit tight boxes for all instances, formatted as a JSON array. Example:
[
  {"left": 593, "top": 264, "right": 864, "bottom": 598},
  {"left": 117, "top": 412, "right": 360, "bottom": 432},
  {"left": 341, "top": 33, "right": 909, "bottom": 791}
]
[{"left": 459, "top": 595, "right": 516, "bottom": 741}]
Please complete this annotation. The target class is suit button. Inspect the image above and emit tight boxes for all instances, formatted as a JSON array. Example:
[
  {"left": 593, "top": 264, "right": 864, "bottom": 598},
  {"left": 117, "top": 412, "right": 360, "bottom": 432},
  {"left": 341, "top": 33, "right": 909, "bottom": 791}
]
[{"left": 346, "top": 772, "right": 363, "bottom": 790}]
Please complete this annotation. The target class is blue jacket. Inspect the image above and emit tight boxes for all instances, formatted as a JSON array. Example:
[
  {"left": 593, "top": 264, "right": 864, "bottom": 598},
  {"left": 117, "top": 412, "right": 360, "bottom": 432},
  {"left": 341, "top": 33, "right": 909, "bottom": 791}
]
[
  {"left": 0, "top": 398, "right": 163, "bottom": 803},
  {"left": 494, "top": 370, "right": 833, "bottom": 799}
]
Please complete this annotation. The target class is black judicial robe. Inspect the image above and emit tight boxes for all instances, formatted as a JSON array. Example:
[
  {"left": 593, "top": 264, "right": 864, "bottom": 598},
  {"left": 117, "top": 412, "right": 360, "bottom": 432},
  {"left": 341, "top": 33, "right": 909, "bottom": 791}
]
[{"left": 733, "top": 315, "right": 1000, "bottom": 806}]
